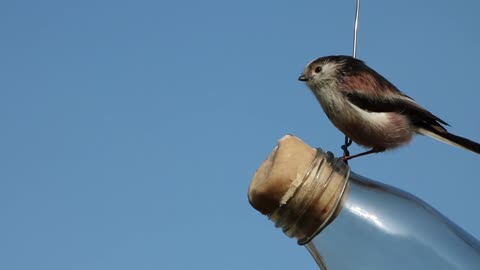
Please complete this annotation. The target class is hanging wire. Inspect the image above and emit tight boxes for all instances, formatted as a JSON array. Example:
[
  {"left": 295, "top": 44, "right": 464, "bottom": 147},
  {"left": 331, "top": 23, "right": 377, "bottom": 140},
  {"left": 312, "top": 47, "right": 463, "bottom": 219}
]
[
  {"left": 342, "top": 0, "right": 360, "bottom": 160},
  {"left": 352, "top": 0, "right": 360, "bottom": 58}
]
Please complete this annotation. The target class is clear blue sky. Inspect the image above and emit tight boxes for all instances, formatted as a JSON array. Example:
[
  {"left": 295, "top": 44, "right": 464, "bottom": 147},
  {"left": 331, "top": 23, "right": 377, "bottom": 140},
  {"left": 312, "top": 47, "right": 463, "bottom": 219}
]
[{"left": 1, "top": 1, "right": 479, "bottom": 269}]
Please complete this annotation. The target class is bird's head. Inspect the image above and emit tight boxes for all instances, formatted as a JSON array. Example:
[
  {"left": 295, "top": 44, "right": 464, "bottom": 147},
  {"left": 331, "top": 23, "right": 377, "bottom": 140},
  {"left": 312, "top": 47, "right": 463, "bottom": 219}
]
[{"left": 298, "top": 55, "right": 359, "bottom": 88}]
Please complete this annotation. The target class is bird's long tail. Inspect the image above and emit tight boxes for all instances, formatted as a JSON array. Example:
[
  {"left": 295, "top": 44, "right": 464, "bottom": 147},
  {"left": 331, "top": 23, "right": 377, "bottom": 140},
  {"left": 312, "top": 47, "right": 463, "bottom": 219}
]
[{"left": 417, "top": 127, "right": 480, "bottom": 154}]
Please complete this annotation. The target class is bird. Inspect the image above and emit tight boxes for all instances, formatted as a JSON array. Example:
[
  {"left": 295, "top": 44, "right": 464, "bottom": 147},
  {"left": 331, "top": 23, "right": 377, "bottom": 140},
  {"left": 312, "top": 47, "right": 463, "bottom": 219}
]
[{"left": 298, "top": 55, "right": 480, "bottom": 161}]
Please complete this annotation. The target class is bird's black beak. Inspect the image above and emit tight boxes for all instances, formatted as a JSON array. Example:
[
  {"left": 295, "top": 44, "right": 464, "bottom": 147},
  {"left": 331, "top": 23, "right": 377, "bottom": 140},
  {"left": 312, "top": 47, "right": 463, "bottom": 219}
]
[{"left": 298, "top": 74, "right": 308, "bottom": 82}]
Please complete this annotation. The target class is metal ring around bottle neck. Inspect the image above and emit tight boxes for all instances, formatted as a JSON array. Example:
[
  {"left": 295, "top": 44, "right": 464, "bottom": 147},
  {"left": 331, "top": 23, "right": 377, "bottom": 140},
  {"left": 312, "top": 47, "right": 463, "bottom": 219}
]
[
  {"left": 268, "top": 148, "right": 350, "bottom": 245},
  {"left": 298, "top": 150, "right": 350, "bottom": 245}
]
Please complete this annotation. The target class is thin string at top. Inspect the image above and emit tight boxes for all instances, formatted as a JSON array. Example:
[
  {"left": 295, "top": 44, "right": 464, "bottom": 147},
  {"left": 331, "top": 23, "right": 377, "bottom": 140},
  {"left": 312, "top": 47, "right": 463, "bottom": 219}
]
[
  {"left": 352, "top": 0, "right": 360, "bottom": 58},
  {"left": 342, "top": 0, "right": 360, "bottom": 160}
]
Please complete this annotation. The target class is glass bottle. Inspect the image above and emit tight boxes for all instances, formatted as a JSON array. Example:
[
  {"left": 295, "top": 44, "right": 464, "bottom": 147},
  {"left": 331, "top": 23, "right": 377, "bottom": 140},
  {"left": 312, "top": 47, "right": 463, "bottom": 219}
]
[{"left": 248, "top": 135, "right": 480, "bottom": 270}]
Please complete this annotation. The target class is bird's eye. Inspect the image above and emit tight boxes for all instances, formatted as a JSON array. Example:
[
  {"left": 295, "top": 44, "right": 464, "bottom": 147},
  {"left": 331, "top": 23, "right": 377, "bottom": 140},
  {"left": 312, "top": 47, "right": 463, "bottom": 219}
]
[{"left": 314, "top": 66, "right": 322, "bottom": 73}]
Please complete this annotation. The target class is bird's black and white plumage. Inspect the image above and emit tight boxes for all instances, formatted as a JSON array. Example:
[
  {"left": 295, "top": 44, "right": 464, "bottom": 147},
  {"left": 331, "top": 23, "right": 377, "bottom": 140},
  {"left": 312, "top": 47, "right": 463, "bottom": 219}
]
[{"left": 298, "top": 55, "right": 480, "bottom": 160}]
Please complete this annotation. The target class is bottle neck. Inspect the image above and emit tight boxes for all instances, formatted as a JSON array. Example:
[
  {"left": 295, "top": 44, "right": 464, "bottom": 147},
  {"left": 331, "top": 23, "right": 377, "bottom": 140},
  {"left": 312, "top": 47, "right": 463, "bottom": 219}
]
[{"left": 268, "top": 149, "right": 350, "bottom": 244}]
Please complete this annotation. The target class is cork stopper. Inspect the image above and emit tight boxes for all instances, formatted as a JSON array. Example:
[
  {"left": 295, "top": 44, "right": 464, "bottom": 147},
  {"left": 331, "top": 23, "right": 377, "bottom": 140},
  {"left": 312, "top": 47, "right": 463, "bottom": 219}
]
[{"left": 248, "top": 135, "right": 350, "bottom": 244}]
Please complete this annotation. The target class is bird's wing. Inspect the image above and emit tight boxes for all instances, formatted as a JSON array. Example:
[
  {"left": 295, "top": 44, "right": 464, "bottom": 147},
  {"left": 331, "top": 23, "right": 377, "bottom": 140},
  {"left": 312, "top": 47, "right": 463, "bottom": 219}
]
[
  {"left": 341, "top": 63, "right": 449, "bottom": 131},
  {"left": 343, "top": 90, "right": 449, "bottom": 133}
]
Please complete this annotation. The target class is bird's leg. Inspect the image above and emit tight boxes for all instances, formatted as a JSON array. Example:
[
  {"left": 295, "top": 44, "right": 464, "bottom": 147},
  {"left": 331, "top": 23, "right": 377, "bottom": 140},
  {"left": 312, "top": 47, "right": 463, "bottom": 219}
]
[
  {"left": 341, "top": 147, "right": 386, "bottom": 161},
  {"left": 341, "top": 136, "right": 353, "bottom": 163}
]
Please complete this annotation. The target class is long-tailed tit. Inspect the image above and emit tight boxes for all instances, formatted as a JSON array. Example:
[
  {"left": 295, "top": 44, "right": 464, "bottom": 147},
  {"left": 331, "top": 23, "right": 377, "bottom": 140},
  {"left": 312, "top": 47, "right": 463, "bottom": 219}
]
[{"left": 298, "top": 55, "right": 480, "bottom": 160}]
